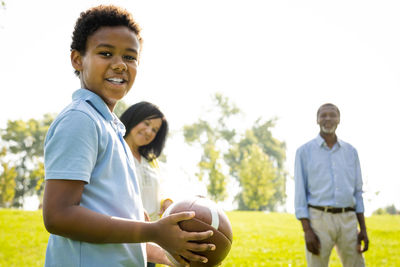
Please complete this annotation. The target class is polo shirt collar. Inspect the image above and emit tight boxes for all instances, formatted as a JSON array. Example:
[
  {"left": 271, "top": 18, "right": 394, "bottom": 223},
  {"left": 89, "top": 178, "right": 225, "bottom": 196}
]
[
  {"left": 72, "top": 89, "right": 126, "bottom": 136},
  {"left": 73, "top": 88, "right": 114, "bottom": 121}
]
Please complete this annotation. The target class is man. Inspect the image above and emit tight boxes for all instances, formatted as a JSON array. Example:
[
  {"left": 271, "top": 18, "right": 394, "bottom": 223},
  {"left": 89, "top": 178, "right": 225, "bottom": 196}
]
[{"left": 294, "top": 103, "right": 369, "bottom": 267}]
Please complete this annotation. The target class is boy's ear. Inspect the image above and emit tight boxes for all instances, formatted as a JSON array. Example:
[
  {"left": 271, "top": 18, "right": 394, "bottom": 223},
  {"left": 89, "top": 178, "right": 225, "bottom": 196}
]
[{"left": 71, "top": 50, "right": 83, "bottom": 72}]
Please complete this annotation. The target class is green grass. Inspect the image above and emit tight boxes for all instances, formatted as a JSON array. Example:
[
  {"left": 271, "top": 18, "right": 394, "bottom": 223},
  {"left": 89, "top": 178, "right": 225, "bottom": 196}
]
[
  {"left": 223, "top": 212, "right": 400, "bottom": 266},
  {"left": 0, "top": 210, "right": 49, "bottom": 267},
  {"left": 1, "top": 209, "right": 399, "bottom": 266}
]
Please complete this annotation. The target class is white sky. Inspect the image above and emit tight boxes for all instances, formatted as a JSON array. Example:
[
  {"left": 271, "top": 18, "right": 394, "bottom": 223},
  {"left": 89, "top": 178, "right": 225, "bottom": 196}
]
[{"left": 1, "top": 0, "right": 399, "bottom": 215}]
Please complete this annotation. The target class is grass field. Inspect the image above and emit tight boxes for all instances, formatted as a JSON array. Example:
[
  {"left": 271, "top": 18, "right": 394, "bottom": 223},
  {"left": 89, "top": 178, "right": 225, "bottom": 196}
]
[{"left": 1, "top": 210, "right": 399, "bottom": 266}]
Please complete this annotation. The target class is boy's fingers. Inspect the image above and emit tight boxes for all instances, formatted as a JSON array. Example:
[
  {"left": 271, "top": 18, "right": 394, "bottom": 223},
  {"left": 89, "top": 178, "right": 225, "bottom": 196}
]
[
  {"left": 181, "top": 250, "right": 209, "bottom": 264},
  {"left": 170, "top": 251, "right": 208, "bottom": 266},
  {"left": 168, "top": 211, "right": 195, "bottom": 223},
  {"left": 185, "top": 242, "right": 216, "bottom": 252},
  {"left": 186, "top": 230, "right": 214, "bottom": 241}
]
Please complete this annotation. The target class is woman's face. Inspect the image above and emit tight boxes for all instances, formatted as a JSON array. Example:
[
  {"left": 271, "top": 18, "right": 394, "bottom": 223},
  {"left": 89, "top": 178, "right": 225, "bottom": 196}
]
[{"left": 127, "top": 118, "right": 162, "bottom": 147}]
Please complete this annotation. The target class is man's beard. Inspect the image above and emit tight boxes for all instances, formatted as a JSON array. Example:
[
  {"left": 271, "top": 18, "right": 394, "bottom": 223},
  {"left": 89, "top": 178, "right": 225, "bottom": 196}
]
[{"left": 321, "top": 125, "right": 336, "bottom": 134}]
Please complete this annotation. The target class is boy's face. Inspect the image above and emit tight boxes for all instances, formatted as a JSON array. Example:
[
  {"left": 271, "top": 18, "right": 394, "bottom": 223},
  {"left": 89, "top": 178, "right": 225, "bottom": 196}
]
[{"left": 71, "top": 26, "right": 140, "bottom": 111}]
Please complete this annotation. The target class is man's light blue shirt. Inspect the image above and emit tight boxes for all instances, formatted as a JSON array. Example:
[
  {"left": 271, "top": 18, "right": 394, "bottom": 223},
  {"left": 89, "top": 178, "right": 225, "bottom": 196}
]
[
  {"left": 44, "top": 89, "right": 146, "bottom": 267},
  {"left": 294, "top": 134, "right": 364, "bottom": 219}
]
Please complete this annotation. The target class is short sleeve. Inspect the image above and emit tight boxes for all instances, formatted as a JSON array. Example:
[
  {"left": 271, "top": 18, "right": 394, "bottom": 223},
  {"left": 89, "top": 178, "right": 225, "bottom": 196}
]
[{"left": 44, "top": 110, "right": 98, "bottom": 183}]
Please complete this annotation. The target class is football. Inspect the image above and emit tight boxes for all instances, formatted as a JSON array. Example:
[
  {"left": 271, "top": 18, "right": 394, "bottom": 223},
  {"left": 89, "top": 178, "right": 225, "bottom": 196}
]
[{"left": 162, "top": 196, "right": 233, "bottom": 267}]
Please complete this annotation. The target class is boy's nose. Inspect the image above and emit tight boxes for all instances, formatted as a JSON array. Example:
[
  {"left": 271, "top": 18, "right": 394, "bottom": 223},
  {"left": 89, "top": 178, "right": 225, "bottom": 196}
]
[{"left": 111, "top": 58, "right": 127, "bottom": 72}]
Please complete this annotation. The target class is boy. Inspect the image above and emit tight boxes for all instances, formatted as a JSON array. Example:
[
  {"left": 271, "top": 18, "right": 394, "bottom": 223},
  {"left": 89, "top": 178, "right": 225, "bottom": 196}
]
[{"left": 43, "top": 5, "right": 215, "bottom": 267}]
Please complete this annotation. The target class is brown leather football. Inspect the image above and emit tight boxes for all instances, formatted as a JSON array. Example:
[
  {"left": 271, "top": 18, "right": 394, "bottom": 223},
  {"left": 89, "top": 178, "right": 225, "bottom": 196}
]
[{"left": 162, "top": 196, "right": 233, "bottom": 267}]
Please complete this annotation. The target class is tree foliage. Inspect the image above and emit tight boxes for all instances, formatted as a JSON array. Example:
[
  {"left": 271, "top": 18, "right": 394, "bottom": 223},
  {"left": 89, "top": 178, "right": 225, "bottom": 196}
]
[
  {"left": 184, "top": 93, "right": 240, "bottom": 202},
  {"left": 197, "top": 142, "right": 227, "bottom": 202},
  {"left": 373, "top": 204, "right": 400, "bottom": 215},
  {"left": 184, "top": 93, "right": 287, "bottom": 210},
  {"left": 1, "top": 114, "right": 54, "bottom": 207},
  {"left": 226, "top": 120, "right": 287, "bottom": 210},
  {"left": 0, "top": 147, "right": 16, "bottom": 207},
  {"left": 237, "top": 145, "right": 278, "bottom": 210}
]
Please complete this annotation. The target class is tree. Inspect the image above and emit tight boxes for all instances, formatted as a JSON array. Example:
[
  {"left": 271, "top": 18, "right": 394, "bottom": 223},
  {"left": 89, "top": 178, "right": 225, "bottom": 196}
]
[
  {"left": 1, "top": 114, "right": 54, "bottom": 207},
  {"left": 0, "top": 147, "right": 16, "bottom": 207},
  {"left": 184, "top": 93, "right": 240, "bottom": 202},
  {"left": 373, "top": 204, "right": 400, "bottom": 215},
  {"left": 184, "top": 93, "right": 287, "bottom": 210},
  {"left": 237, "top": 144, "right": 278, "bottom": 211},
  {"left": 197, "top": 142, "right": 227, "bottom": 202},
  {"left": 226, "top": 119, "right": 287, "bottom": 210}
]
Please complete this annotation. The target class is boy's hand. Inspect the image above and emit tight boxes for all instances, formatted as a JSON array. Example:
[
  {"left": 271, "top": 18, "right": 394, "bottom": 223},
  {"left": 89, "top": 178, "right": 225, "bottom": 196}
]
[{"left": 153, "top": 211, "right": 216, "bottom": 266}]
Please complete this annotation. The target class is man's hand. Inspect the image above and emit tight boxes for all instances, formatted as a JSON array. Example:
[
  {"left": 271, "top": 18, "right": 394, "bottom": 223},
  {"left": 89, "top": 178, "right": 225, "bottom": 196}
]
[
  {"left": 357, "top": 229, "right": 369, "bottom": 253},
  {"left": 300, "top": 218, "right": 321, "bottom": 255},
  {"left": 356, "top": 213, "right": 369, "bottom": 253},
  {"left": 304, "top": 228, "right": 321, "bottom": 255}
]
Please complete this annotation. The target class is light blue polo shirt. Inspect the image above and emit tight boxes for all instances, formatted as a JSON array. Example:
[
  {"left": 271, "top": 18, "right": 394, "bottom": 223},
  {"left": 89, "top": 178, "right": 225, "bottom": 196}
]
[{"left": 44, "top": 89, "right": 146, "bottom": 267}]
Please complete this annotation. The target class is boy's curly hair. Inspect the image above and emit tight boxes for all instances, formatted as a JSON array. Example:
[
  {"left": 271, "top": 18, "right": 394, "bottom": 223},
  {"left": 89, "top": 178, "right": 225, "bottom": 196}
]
[{"left": 71, "top": 5, "right": 142, "bottom": 76}]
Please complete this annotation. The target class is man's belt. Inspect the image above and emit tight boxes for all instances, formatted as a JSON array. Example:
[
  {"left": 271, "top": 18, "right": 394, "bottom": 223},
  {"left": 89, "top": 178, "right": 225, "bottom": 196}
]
[{"left": 308, "top": 204, "right": 355, "bottom": 214}]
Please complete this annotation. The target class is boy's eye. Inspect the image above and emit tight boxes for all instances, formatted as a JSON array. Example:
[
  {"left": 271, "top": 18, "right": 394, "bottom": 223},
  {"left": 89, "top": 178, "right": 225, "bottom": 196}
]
[
  {"left": 124, "top": 55, "right": 137, "bottom": 62},
  {"left": 99, "top": 51, "right": 112, "bottom": 57}
]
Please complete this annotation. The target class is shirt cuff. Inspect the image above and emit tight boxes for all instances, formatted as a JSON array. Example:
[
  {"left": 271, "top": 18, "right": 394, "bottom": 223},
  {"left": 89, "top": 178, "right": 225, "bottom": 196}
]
[
  {"left": 355, "top": 201, "right": 364, "bottom": 213},
  {"left": 295, "top": 207, "right": 309, "bottom": 220}
]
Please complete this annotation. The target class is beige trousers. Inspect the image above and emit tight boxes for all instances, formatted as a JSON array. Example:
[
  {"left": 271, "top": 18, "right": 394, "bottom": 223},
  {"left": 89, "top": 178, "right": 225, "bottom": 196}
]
[{"left": 306, "top": 208, "right": 365, "bottom": 267}]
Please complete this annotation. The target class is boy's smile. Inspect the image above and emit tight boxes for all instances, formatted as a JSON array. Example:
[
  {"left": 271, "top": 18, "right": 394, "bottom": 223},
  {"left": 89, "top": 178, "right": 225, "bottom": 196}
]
[{"left": 71, "top": 26, "right": 140, "bottom": 111}]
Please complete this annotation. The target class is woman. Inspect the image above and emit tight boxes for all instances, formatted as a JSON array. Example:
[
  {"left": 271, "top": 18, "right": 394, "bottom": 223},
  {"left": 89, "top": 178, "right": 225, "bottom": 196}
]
[{"left": 120, "top": 101, "right": 173, "bottom": 222}]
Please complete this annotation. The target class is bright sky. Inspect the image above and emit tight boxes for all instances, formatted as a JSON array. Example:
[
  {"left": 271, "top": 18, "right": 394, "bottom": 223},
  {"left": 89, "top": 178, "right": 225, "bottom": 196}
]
[{"left": 1, "top": 0, "right": 399, "bottom": 215}]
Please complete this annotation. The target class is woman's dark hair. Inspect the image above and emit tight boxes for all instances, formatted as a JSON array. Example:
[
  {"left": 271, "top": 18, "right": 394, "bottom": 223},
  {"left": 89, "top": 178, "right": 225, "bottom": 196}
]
[
  {"left": 70, "top": 5, "right": 142, "bottom": 76},
  {"left": 120, "top": 102, "right": 168, "bottom": 160}
]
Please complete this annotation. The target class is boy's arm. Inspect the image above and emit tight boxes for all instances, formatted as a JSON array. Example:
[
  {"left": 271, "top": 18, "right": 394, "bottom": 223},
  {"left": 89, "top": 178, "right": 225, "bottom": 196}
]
[
  {"left": 43, "top": 179, "right": 215, "bottom": 265},
  {"left": 43, "top": 179, "right": 140, "bottom": 243}
]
